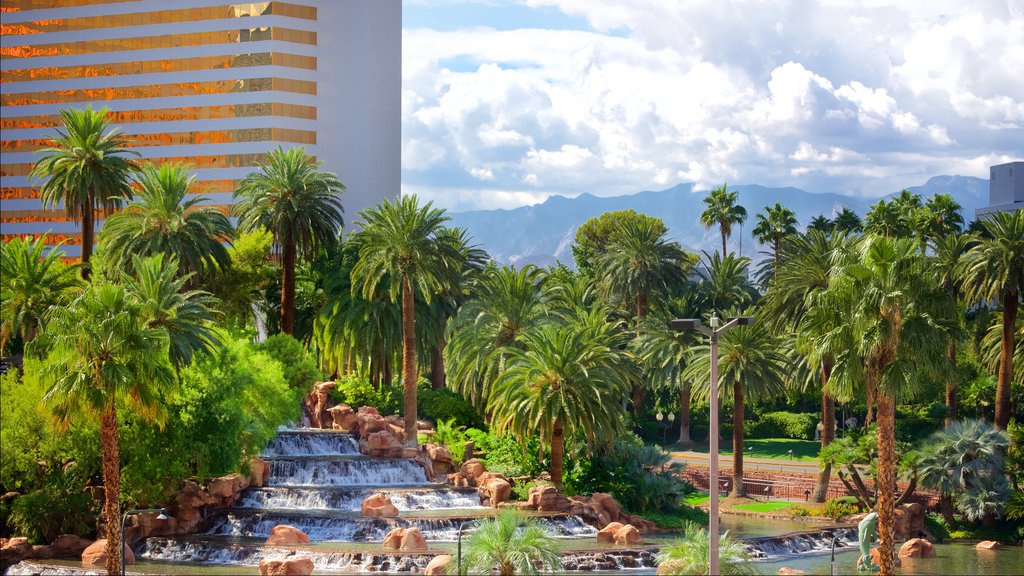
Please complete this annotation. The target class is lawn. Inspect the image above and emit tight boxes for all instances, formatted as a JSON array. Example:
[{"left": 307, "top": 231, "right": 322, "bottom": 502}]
[
  {"left": 683, "top": 493, "right": 710, "bottom": 506},
  {"left": 684, "top": 438, "right": 820, "bottom": 462},
  {"left": 730, "top": 501, "right": 794, "bottom": 513}
]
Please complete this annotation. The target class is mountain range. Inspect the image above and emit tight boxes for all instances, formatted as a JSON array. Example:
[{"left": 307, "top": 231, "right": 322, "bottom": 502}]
[{"left": 446, "top": 176, "right": 990, "bottom": 267}]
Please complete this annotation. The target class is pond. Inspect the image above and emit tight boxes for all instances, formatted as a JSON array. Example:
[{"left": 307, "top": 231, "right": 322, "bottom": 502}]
[{"left": 758, "top": 542, "right": 1024, "bottom": 575}]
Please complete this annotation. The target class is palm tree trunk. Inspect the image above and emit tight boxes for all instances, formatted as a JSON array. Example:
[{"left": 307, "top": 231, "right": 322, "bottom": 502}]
[
  {"left": 430, "top": 338, "right": 446, "bottom": 390},
  {"left": 876, "top": 391, "right": 897, "bottom": 576},
  {"left": 551, "top": 417, "right": 564, "bottom": 490},
  {"left": 280, "top": 234, "right": 297, "bottom": 335},
  {"left": 945, "top": 339, "right": 957, "bottom": 425},
  {"left": 721, "top": 227, "right": 728, "bottom": 258},
  {"left": 813, "top": 364, "right": 836, "bottom": 503},
  {"left": 632, "top": 290, "right": 648, "bottom": 415},
  {"left": 100, "top": 402, "right": 121, "bottom": 576},
  {"left": 865, "top": 378, "right": 876, "bottom": 427},
  {"left": 995, "top": 291, "right": 1017, "bottom": 430},
  {"left": 939, "top": 493, "right": 955, "bottom": 524},
  {"left": 731, "top": 380, "right": 745, "bottom": 498},
  {"left": 678, "top": 383, "right": 693, "bottom": 445},
  {"left": 401, "top": 276, "right": 418, "bottom": 447},
  {"left": 81, "top": 197, "right": 95, "bottom": 280},
  {"left": 773, "top": 236, "right": 780, "bottom": 281}
]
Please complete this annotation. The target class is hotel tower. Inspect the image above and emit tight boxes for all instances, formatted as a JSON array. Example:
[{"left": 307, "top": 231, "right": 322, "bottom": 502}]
[{"left": 0, "top": 0, "right": 401, "bottom": 257}]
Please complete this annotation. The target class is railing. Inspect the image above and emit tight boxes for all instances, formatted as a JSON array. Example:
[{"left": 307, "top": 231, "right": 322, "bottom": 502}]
[{"left": 682, "top": 470, "right": 848, "bottom": 501}]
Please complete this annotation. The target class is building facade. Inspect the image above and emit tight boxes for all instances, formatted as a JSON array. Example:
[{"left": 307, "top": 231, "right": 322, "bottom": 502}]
[
  {"left": 977, "top": 161, "right": 1024, "bottom": 217},
  {"left": 1, "top": 0, "right": 400, "bottom": 257}
]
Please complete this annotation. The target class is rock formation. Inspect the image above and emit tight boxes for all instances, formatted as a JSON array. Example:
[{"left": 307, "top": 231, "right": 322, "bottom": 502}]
[
  {"left": 265, "top": 525, "right": 310, "bottom": 546},
  {"left": 259, "top": 557, "right": 314, "bottom": 575},
  {"left": 898, "top": 538, "right": 935, "bottom": 558},
  {"left": 381, "top": 527, "right": 428, "bottom": 552},
  {"left": 361, "top": 493, "right": 400, "bottom": 517},
  {"left": 81, "top": 539, "right": 134, "bottom": 566}
]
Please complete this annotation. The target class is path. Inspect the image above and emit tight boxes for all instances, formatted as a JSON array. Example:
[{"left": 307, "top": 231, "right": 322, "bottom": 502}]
[{"left": 670, "top": 450, "right": 826, "bottom": 475}]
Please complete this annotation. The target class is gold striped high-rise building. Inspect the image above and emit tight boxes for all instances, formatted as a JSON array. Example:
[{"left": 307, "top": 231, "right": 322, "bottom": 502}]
[{"left": 0, "top": 0, "right": 400, "bottom": 257}]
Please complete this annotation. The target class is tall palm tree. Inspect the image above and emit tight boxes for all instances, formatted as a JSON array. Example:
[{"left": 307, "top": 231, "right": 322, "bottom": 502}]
[
  {"left": 832, "top": 207, "right": 863, "bottom": 234},
  {"left": 864, "top": 199, "right": 911, "bottom": 238},
  {"left": 488, "top": 323, "right": 631, "bottom": 489},
  {"left": 934, "top": 233, "right": 974, "bottom": 423},
  {"left": 700, "top": 183, "right": 747, "bottom": 258},
  {"left": 752, "top": 203, "right": 798, "bottom": 279},
  {"left": 233, "top": 146, "right": 344, "bottom": 335},
  {"left": 41, "top": 284, "right": 176, "bottom": 576},
  {"left": 805, "top": 236, "right": 953, "bottom": 575},
  {"left": 656, "top": 523, "right": 754, "bottom": 576},
  {"left": 29, "top": 105, "right": 139, "bottom": 278},
  {"left": 634, "top": 302, "right": 701, "bottom": 445},
  {"left": 917, "top": 193, "right": 964, "bottom": 251},
  {"left": 695, "top": 251, "right": 756, "bottom": 313},
  {"left": 352, "top": 195, "right": 459, "bottom": 446},
  {"left": 99, "top": 163, "right": 233, "bottom": 284},
  {"left": 461, "top": 510, "right": 562, "bottom": 575},
  {"left": 959, "top": 209, "right": 1024, "bottom": 430},
  {"left": 806, "top": 214, "right": 833, "bottom": 234},
  {"left": 684, "top": 316, "right": 789, "bottom": 497},
  {"left": 1, "top": 237, "right": 82, "bottom": 351}
]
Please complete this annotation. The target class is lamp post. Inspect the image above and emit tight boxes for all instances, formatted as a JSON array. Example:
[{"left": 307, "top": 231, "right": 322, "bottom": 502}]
[
  {"left": 672, "top": 312, "right": 753, "bottom": 576},
  {"left": 120, "top": 508, "right": 170, "bottom": 576},
  {"left": 456, "top": 519, "right": 478, "bottom": 575}
]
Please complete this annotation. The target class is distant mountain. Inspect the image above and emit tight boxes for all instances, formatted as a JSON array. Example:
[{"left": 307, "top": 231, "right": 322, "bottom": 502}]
[{"left": 447, "top": 176, "right": 989, "bottom": 267}]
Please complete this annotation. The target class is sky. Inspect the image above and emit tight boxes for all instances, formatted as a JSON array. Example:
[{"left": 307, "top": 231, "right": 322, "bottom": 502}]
[{"left": 400, "top": 0, "right": 1024, "bottom": 212}]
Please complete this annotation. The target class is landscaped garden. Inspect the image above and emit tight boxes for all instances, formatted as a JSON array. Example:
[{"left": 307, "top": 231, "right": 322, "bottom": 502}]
[{"left": 1, "top": 107, "right": 1022, "bottom": 576}]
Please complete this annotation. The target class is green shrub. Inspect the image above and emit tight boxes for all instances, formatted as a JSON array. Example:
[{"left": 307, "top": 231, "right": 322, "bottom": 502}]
[
  {"left": 821, "top": 497, "right": 864, "bottom": 520},
  {"left": 641, "top": 507, "right": 709, "bottom": 529},
  {"left": 330, "top": 374, "right": 401, "bottom": 415},
  {"left": 7, "top": 469, "right": 97, "bottom": 544},
  {"left": 923, "top": 515, "right": 950, "bottom": 541},
  {"left": 511, "top": 480, "right": 536, "bottom": 502},
  {"left": 417, "top": 387, "right": 484, "bottom": 429},
  {"left": 783, "top": 504, "right": 812, "bottom": 517},
  {"left": 894, "top": 403, "right": 944, "bottom": 442},
  {"left": 470, "top": 431, "right": 543, "bottom": 478},
  {"left": 420, "top": 418, "right": 469, "bottom": 469},
  {"left": 749, "top": 412, "right": 817, "bottom": 440},
  {"left": 257, "top": 333, "right": 322, "bottom": 393}
]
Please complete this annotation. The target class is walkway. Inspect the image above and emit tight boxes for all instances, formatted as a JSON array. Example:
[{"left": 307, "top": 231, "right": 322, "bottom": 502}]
[{"left": 670, "top": 450, "right": 825, "bottom": 475}]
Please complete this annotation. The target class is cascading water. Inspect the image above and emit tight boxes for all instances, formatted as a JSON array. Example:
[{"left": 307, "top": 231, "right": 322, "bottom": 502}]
[
  {"left": 263, "top": 430, "right": 361, "bottom": 457},
  {"left": 744, "top": 527, "right": 858, "bottom": 559},
  {"left": 237, "top": 486, "right": 485, "bottom": 511},
  {"left": 266, "top": 457, "right": 430, "bottom": 487}
]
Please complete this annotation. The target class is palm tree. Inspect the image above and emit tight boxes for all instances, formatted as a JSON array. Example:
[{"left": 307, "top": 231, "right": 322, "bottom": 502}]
[
  {"left": 634, "top": 304, "right": 701, "bottom": 445},
  {"left": 807, "top": 214, "right": 833, "bottom": 234},
  {"left": 99, "top": 162, "right": 233, "bottom": 284},
  {"left": 29, "top": 105, "right": 139, "bottom": 278},
  {"left": 933, "top": 233, "right": 974, "bottom": 423},
  {"left": 832, "top": 207, "right": 863, "bottom": 234},
  {"left": 352, "top": 195, "right": 459, "bottom": 446},
  {"left": 752, "top": 203, "right": 798, "bottom": 279},
  {"left": 918, "top": 419, "right": 1010, "bottom": 524},
  {"left": 695, "top": 251, "right": 756, "bottom": 313},
  {"left": 918, "top": 193, "right": 964, "bottom": 250},
  {"left": 656, "top": 523, "right": 754, "bottom": 576},
  {"left": 460, "top": 510, "right": 562, "bottom": 575},
  {"left": 233, "top": 146, "right": 345, "bottom": 335},
  {"left": 488, "top": 323, "right": 631, "bottom": 489},
  {"left": 805, "top": 236, "right": 953, "bottom": 575},
  {"left": 684, "top": 316, "right": 789, "bottom": 497},
  {"left": 700, "top": 183, "right": 747, "bottom": 258},
  {"left": 41, "top": 283, "right": 176, "bottom": 576},
  {"left": 864, "top": 199, "right": 911, "bottom": 238},
  {"left": 1, "top": 237, "right": 82, "bottom": 351}
]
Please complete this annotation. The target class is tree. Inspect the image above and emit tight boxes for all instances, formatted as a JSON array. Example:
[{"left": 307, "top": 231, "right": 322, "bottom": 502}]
[
  {"left": 752, "top": 202, "right": 798, "bottom": 280},
  {"left": 933, "top": 232, "right": 974, "bottom": 422},
  {"left": 99, "top": 162, "right": 233, "bottom": 285},
  {"left": 864, "top": 199, "right": 912, "bottom": 238},
  {"left": 700, "top": 183, "right": 747, "bottom": 258},
  {"left": 684, "top": 316, "right": 789, "bottom": 497},
  {"left": 213, "top": 229, "right": 280, "bottom": 330},
  {"left": 918, "top": 193, "right": 964, "bottom": 250},
  {"left": 805, "top": 236, "right": 953, "bottom": 575},
  {"left": 959, "top": 209, "right": 1024, "bottom": 430},
  {"left": 1, "top": 237, "right": 82, "bottom": 351},
  {"left": 571, "top": 210, "right": 666, "bottom": 276},
  {"left": 634, "top": 304, "right": 702, "bottom": 446},
  {"left": 29, "top": 105, "right": 138, "bottom": 278},
  {"left": 233, "top": 146, "right": 344, "bottom": 335},
  {"left": 806, "top": 214, "right": 833, "bottom": 234},
  {"left": 832, "top": 207, "right": 863, "bottom": 234},
  {"left": 918, "top": 419, "right": 1010, "bottom": 524},
  {"left": 488, "top": 323, "right": 631, "bottom": 489},
  {"left": 352, "top": 195, "right": 459, "bottom": 446},
  {"left": 695, "top": 251, "right": 756, "bottom": 313},
  {"left": 656, "top": 523, "right": 754, "bottom": 576},
  {"left": 460, "top": 510, "right": 562, "bottom": 575},
  {"left": 41, "top": 284, "right": 176, "bottom": 576}
]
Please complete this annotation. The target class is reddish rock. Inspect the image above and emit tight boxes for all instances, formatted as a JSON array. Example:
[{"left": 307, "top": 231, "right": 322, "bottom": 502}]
[
  {"left": 249, "top": 458, "right": 270, "bottom": 488},
  {"left": 328, "top": 404, "right": 357, "bottom": 432},
  {"left": 858, "top": 548, "right": 900, "bottom": 568},
  {"left": 527, "top": 484, "right": 571, "bottom": 512},
  {"left": 425, "top": 554, "right": 451, "bottom": 575},
  {"left": 265, "top": 525, "right": 310, "bottom": 546},
  {"left": 627, "top": 515, "right": 658, "bottom": 534},
  {"left": 207, "top": 473, "right": 248, "bottom": 505},
  {"left": 402, "top": 447, "right": 420, "bottom": 459},
  {"left": 305, "top": 381, "right": 338, "bottom": 429},
  {"left": 778, "top": 569, "right": 807, "bottom": 575},
  {"left": 613, "top": 524, "right": 642, "bottom": 545},
  {"left": 357, "top": 406, "right": 381, "bottom": 417},
  {"left": 479, "top": 476, "right": 512, "bottom": 508},
  {"left": 363, "top": 430, "right": 404, "bottom": 458},
  {"left": 448, "top": 472, "right": 473, "bottom": 488},
  {"left": 461, "top": 459, "right": 485, "bottom": 479},
  {"left": 81, "top": 539, "right": 134, "bottom": 566},
  {"left": 381, "top": 527, "right": 429, "bottom": 552},
  {"left": 977, "top": 540, "right": 1002, "bottom": 550},
  {"left": 597, "top": 522, "right": 625, "bottom": 543},
  {"left": 899, "top": 538, "right": 935, "bottom": 558},
  {"left": 361, "top": 493, "right": 400, "bottom": 517},
  {"left": 1, "top": 537, "right": 33, "bottom": 564},
  {"left": 259, "top": 557, "right": 314, "bottom": 575}
]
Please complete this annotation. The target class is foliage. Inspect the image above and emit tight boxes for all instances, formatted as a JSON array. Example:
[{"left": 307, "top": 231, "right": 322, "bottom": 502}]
[
  {"left": 656, "top": 523, "right": 755, "bottom": 576},
  {"left": 459, "top": 510, "right": 562, "bottom": 576},
  {"left": 749, "top": 411, "right": 817, "bottom": 440},
  {"left": 510, "top": 480, "right": 536, "bottom": 502},
  {"left": 822, "top": 497, "right": 864, "bottom": 520},
  {"left": 926, "top": 514, "right": 1024, "bottom": 544},
  {"left": 7, "top": 468, "right": 97, "bottom": 544},
  {"left": 922, "top": 514, "right": 950, "bottom": 541},
  {"left": 918, "top": 419, "right": 1010, "bottom": 524},
  {"left": 700, "top": 183, "right": 748, "bottom": 257},
  {"left": 417, "top": 386, "right": 484, "bottom": 429},
  {"left": 330, "top": 374, "right": 402, "bottom": 415},
  {"left": 641, "top": 507, "right": 709, "bottom": 530},
  {"left": 422, "top": 418, "right": 469, "bottom": 469},
  {"left": 257, "top": 333, "right": 322, "bottom": 393},
  {"left": 571, "top": 209, "right": 667, "bottom": 276},
  {"left": 894, "top": 403, "right": 946, "bottom": 442},
  {"left": 467, "top": 429, "right": 544, "bottom": 479},
  {"left": 1006, "top": 491, "right": 1024, "bottom": 521},
  {"left": 214, "top": 229, "right": 280, "bottom": 328},
  {"left": 783, "top": 504, "right": 812, "bottom": 517},
  {"left": 0, "top": 236, "right": 82, "bottom": 353}
]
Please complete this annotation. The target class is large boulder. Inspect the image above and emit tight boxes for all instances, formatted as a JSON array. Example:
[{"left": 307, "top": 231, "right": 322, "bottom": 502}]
[
  {"left": 597, "top": 522, "right": 625, "bottom": 544},
  {"left": 305, "top": 381, "right": 338, "bottom": 429},
  {"left": 362, "top": 430, "right": 404, "bottom": 458},
  {"left": 425, "top": 554, "right": 452, "bottom": 575},
  {"left": 207, "top": 473, "right": 248, "bottom": 506},
  {"left": 613, "top": 524, "right": 642, "bottom": 545},
  {"left": 259, "top": 557, "right": 314, "bottom": 575},
  {"left": 249, "top": 458, "right": 270, "bottom": 488},
  {"left": 899, "top": 538, "right": 935, "bottom": 558},
  {"left": 977, "top": 540, "right": 1002, "bottom": 550},
  {"left": 328, "top": 404, "right": 358, "bottom": 432},
  {"left": 32, "top": 534, "right": 91, "bottom": 559},
  {"left": 361, "top": 493, "right": 400, "bottom": 517},
  {"left": 893, "top": 503, "right": 926, "bottom": 540},
  {"left": 479, "top": 475, "right": 512, "bottom": 508},
  {"left": 426, "top": 444, "right": 455, "bottom": 475},
  {"left": 381, "top": 527, "right": 428, "bottom": 552},
  {"left": 460, "top": 459, "right": 485, "bottom": 479},
  {"left": 266, "top": 525, "right": 310, "bottom": 546},
  {"left": 81, "top": 539, "right": 134, "bottom": 566},
  {"left": 528, "top": 484, "right": 572, "bottom": 513},
  {"left": 0, "top": 537, "right": 33, "bottom": 567}
]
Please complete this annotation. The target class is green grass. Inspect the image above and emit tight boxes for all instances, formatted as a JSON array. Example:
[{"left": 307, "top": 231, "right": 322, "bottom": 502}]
[
  {"left": 731, "top": 501, "right": 793, "bottom": 513},
  {"left": 683, "top": 493, "right": 710, "bottom": 506},
  {"left": 684, "top": 438, "right": 820, "bottom": 462}
]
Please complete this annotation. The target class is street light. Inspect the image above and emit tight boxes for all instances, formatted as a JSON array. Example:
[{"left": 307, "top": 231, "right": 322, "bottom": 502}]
[
  {"left": 456, "top": 519, "right": 478, "bottom": 576},
  {"left": 671, "top": 312, "right": 753, "bottom": 576},
  {"left": 121, "top": 508, "right": 170, "bottom": 576}
]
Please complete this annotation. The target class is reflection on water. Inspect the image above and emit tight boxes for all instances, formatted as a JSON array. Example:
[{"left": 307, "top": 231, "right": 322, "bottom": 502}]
[{"left": 757, "top": 543, "right": 1024, "bottom": 576}]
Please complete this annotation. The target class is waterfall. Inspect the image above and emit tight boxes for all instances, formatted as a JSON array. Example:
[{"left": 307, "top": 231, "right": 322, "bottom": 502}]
[
  {"left": 263, "top": 431, "right": 360, "bottom": 457},
  {"left": 744, "top": 527, "right": 858, "bottom": 559},
  {"left": 266, "top": 457, "right": 429, "bottom": 486},
  {"left": 236, "top": 487, "right": 484, "bottom": 511}
]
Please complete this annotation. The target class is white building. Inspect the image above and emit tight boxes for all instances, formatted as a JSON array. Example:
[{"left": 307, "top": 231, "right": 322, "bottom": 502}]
[{"left": 977, "top": 161, "right": 1024, "bottom": 217}]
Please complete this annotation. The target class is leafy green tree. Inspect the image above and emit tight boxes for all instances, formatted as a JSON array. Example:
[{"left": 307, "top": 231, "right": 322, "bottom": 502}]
[
  {"left": 41, "top": 284, "right": 175, "bottom": 576},
  {"left": 257, "top": 333, "right": 323, "bottom": 393},
  {"left": 571, "top": 210, "right": 666, "bottom": 276},
  {"left": 933, "top": 232, "right": 975, "bottom": 422},
  {"left": 958, "top": 209, "right": 1024, "bottom": 430},
  {"left": 634, "top": 302, "right": 701, "bottom": 445},
  {"left": 700, "top": 183, "right": 747, "bottom": 258},
  {"left": 488, "top": 323, "right": 631, "bottom": 489},
  {"left": 918, "top": 419, "right": 1010, "bottom": 524},
  {"left": 656, "top": 523, "right": 754, "bottom": 575},
  {"left": 29, "top": 105, "right": 138, "bottom": 278},
  {"left": 806, "top": 214, "right": 833, "bottom": 234},
  {"left": 695, "top": 251, "right": 756, "bottom": 313},
  {"left": 99, "top": 162, "right": 233, "bottom": 284},
  {"left": 1, "top": 237, "right": 82, "bottom": 352},
  {"left": 233, "top": 146, "right": 344, "bottom": 335},
  {"left": 917, "top": 193, "right": 964, "bottom": 250},
  {"left": 352, "top": 195, "right": 459, "bottom": 446},
  {"left": 832, "top": 207, "right": 863, "bottom": 234},
  {"left": 752, "top": 202, "right": 798, "bottom": 279},
  {"left": 864, "top": 198, "right": 912, "bottom": 238},
  {"left": 213, "top": 229, "right": 280, "bottom": 329},
  {"left": 460, "top": 510, "right": 562, "bottom": 575}
]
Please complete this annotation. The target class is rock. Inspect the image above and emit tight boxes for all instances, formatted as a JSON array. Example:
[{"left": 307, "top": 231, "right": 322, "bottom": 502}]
[
  {"left": 361, "top": 493, "right": 400, "bottom": 517},
  {"left": 628, "top": 514, "right": 658, "bottom": 534},
  {"left": 858, "top": 548, "right": 900, "bottom": 568},
  {"left": 81, "top": 539, "right": 134, "bottom": 566},
  {"left": 402, "top": 447, "right": 420, "bottom": 459},
  {"left": 425, "top": 554, "right": 451, "bottom": 575},
  {"left": 448, "top": 472, "right": 473, "bottom": 488},
  {"left": 976, "top": 540, "right": 1002, "bottom": 550},
  {"left": 894, "top": 502, "right": 926, "bottom": 540},
  {"left": 249, "top": 458, "right": 270, "bottom": 488},
  {"left": 613, "top": 523, "right": 642, "bottom": 545},
  {"left": 304, "top": 381, "right": 338, "bottom": 429},
  {"left": 461, "top": 458, "right": 485, "bottom": 479},
  {"left": 33, "top": 534, "right": 92, "bottom": 559},
  {"left": 899, "top": 538, "right": 935, "bottom": 558},
  {"left": 427, "top": 444, "right": 455, "bottom": 475},
  {"left": 328, "top": 404, "right": 357, "bottom": 432},
  {"left": 259, "top": 557, "right": 314, "bottom": 575},
  {"left": 527, "top": 484, "right": 572, "bottom": 513},
  {"left": 597, "top": 522, "right": 625, "bottom": 543},
  {"left": 207, "top": 473, "right": 248, "bottom": 506},
  {"left": 363, "top": 430, "right": 404, "bottom": 458},
  {"left": 479, "top": 476, "right": 512, "bottom": 508},
  {"left": 381, "top": 527, "right": 428, "bottom": 552},
  {"left": 1, "top": 537, "right": 33, "bottom": 565},
  {"left": 778, "top": 568, "right": 807, "bottom": 575},
  {"left": 265, "top": 525, "right": 310, "bottom": 546}
]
